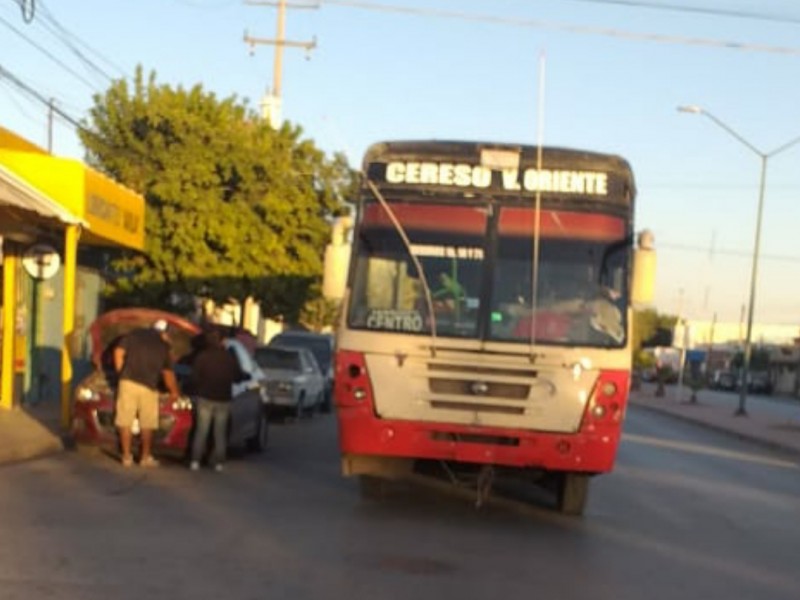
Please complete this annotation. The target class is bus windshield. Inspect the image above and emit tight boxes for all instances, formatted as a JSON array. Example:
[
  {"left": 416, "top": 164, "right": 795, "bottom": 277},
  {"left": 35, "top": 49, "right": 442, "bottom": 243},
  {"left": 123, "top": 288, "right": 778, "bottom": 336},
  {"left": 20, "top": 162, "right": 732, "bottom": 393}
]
[
  {"left": 347, "top": 200, "right": 629, "bottom": 347},
  {"left": 348, "top": 201, "right": 488, "bottom": 339},
  {"left": 489, "top": 207, "right": 628, "bottom": 346}
]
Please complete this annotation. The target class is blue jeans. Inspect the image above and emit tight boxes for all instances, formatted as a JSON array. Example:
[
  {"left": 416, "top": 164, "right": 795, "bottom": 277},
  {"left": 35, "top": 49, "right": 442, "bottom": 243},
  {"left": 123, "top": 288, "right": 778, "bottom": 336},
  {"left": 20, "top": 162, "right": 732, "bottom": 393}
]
[{"left": 191, "top": 398, "right": 230, "bottom": 466}]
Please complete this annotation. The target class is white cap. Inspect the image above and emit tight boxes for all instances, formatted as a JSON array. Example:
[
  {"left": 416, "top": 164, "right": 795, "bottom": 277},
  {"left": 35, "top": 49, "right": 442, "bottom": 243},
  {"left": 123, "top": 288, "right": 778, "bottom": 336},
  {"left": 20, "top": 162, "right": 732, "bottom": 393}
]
[{"left": 152, "top": 319, "right": 168, "bottom": 332}]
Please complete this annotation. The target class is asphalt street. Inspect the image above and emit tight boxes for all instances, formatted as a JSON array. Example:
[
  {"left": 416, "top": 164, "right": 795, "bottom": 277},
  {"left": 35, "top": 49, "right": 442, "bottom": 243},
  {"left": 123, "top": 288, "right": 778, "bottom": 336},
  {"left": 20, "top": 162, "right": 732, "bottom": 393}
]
[{"left": 0, "top": 407, "right": 798, "bottom": 600}]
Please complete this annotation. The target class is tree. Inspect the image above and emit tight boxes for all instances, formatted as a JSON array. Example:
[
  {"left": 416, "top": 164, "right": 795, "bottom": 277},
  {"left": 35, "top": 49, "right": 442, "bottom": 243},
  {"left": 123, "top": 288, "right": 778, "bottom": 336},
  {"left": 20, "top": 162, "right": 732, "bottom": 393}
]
[{"left": 80, "top": 67, "right": 354, "bottom": 322}]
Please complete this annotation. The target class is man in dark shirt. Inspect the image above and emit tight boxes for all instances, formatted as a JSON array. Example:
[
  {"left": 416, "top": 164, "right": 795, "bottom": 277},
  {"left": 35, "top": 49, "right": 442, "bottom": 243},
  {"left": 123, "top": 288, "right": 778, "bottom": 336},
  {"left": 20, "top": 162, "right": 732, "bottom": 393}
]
[
  {"left": 113, "top": 319, "right": 180, "bottom": 467},
  {"left": 188, "top": 329, "right": 247, "bottom": 472}
]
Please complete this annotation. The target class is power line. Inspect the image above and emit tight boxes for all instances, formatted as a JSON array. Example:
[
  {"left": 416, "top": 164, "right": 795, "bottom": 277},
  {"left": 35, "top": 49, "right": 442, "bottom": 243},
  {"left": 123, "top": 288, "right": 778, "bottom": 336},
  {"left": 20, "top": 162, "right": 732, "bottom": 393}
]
[
  {"left": 35, "top": 0, "right": 123, "bottom": 82},
  {"left": 11, "top": 0, "right": 36, "bottom": 23},
  {"left": 319, "top": 0, "right": 800, "bottom": 55},
  {"left": 659, "top": 241, "right": 800, "bottom": 263},
  {"left": 561, "top": 0, "right": 800, "bottom": 26},
  {"left": 0, "top": 12, "right": 100, "bottom": 90},
  {"left": 0, "top": 63, "right": 86, "bottom": 131}
]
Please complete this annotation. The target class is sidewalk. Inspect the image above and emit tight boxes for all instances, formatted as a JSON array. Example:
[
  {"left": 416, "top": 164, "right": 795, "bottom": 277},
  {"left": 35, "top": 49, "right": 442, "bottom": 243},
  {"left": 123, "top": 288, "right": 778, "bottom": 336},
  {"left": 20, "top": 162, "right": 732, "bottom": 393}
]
[
  {"left": 629, "top": 383, "right": 800, "bottom": 456},
  {"left": 0, "top": 400, "right": 65, "bottom": 466}
]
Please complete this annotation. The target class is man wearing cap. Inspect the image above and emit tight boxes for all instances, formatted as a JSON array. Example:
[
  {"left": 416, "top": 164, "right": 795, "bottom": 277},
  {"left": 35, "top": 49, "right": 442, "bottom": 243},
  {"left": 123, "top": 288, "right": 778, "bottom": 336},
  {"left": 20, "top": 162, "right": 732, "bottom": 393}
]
[{"left": 113, "top": 319, "right": 180, "bottom": 467}]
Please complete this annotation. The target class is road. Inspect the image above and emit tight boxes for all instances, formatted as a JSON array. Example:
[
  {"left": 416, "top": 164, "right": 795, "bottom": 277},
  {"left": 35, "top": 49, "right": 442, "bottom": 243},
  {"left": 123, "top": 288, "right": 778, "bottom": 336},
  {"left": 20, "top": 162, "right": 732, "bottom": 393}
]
[{"left": 0, "top": 407, "right": 798, "bottom": 600}]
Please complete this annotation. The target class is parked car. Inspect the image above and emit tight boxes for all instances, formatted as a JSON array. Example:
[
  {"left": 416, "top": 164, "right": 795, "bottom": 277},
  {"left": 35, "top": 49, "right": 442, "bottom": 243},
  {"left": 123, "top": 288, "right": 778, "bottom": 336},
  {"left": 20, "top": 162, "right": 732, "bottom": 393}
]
[
  {"left": 747, "top": 372, "right": 773, "bottom": 395},
  {"left": 254, "top": 345, "right": 325, "bottom": 418},
  {"left": 71, "top": 308, "right": 270, "bottom": 459},
  {"left": 268, "top": 331, "right": 335, "bottom": 412},
  {"left": 710, "top": 370, "right": 737, "bottom": 392}
]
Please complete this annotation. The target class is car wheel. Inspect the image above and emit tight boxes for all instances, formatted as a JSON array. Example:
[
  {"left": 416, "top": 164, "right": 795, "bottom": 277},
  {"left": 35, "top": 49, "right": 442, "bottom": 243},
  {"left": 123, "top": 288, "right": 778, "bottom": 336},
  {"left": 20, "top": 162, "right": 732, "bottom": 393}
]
[{"left": 247, "top": 410, "right": 269, "bottom": 453}]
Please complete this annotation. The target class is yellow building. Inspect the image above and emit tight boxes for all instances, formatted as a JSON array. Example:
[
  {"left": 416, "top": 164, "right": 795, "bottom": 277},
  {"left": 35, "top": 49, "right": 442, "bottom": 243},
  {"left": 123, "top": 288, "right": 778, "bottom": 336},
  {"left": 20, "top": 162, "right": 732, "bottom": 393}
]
[{"left": 0, "top": 127, "right": 145, "bottom": 427}]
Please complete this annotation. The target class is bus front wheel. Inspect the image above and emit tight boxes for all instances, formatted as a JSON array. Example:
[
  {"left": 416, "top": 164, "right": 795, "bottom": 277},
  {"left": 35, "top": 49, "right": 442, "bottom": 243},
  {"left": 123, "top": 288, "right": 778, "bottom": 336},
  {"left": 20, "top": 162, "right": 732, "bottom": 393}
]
[{"left": 556, "top": 473, "right": 590, "bottom": 516}]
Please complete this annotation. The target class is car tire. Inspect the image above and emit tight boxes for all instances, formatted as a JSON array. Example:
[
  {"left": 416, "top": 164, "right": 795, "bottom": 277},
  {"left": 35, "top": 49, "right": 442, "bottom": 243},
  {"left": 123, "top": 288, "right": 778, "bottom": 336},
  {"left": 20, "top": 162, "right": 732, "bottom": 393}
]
[
  {"left": 247, "top": 410, "right": 269, "bottom": 453},
  {"left": 294, "top": 393, "right": 305, "bottom": 420}
]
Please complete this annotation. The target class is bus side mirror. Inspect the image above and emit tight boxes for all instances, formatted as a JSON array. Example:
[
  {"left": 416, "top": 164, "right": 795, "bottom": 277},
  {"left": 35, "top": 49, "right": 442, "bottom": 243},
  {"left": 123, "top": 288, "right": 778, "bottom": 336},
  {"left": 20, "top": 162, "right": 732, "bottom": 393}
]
[
  {"left": 323, "top": 216, "right": 352, "bottom": 300},
  {"left": 631, "top": 230, "right": 656, "bottom": 307}
]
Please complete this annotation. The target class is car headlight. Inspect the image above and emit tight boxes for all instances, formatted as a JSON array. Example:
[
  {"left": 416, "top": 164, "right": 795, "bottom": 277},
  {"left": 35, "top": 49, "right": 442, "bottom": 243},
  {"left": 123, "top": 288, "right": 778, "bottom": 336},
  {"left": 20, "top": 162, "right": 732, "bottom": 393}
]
[{"left": 75, "top": 386, "right": 100, "bottom": 402}]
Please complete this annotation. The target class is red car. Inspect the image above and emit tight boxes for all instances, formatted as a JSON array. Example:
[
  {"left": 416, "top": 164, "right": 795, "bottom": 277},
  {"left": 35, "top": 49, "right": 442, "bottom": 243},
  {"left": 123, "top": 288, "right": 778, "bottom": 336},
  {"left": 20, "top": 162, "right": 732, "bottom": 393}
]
[{"left": 71, "top": 308, "right": 270, "bottom": 458}]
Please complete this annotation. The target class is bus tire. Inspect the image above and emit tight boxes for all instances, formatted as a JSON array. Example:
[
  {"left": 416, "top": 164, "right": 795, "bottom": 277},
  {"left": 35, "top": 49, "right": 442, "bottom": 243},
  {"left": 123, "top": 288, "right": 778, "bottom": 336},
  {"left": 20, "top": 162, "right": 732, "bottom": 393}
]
[{"left": 556, "top": 473, "right": 589, "bottom": 516}]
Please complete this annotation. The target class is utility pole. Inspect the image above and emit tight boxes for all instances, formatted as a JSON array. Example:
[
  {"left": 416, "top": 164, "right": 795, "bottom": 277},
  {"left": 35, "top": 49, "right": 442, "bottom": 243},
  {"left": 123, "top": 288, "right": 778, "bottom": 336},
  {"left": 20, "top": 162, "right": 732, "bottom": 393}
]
[{"left": 244, "top": 0, "right": 317, "bottom": 128}]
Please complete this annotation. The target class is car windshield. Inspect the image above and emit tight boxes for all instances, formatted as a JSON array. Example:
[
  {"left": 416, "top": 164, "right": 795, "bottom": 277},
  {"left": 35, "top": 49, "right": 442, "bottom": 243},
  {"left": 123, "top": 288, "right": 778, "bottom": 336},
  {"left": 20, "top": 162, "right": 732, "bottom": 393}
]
[
  {"left": 273, "top": 334, "right": 332, "bottom": 369},
  {"left": 255, "top": 348, "right": 301, "bottom": 371}
]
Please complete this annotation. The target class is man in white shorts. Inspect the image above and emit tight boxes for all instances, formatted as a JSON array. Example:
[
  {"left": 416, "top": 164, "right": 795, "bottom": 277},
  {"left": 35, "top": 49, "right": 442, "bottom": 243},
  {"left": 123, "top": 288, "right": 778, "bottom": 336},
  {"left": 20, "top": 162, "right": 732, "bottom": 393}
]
[{"left": 113, "top": 319, "right": 179, "bottom": 467}]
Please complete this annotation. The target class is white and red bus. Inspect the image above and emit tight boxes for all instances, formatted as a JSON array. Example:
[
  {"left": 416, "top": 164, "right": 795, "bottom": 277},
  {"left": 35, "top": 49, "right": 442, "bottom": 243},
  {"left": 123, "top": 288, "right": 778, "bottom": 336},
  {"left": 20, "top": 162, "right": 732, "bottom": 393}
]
[{"left": 324, "top": 141, "right": 655, "bottom": 515}]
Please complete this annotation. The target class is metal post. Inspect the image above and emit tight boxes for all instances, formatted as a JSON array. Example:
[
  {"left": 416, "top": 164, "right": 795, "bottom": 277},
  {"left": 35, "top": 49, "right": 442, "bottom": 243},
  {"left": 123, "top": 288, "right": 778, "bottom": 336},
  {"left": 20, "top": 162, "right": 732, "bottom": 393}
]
[
  {"left": 61, "top": 225, "right": 79, "bottom": 429},
  {"left": 273, "top": 0, "right": 286, "bottom": 99},
  {"left": 1, "top": 250, "right": 17, "bottom": 410},
  {"left": 677, "top": 105, "right": 800, "bottom": 417},
  {"left": 736, "top": 156, "right": 767, "bottom": 416}
]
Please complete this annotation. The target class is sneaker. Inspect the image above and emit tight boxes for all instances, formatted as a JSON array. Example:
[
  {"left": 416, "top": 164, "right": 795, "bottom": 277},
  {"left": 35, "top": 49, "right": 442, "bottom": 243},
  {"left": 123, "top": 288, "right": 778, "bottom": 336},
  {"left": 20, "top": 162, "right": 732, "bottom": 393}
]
[
  {"left": 121, "top": 455, "right": 134, "bottom": 468},
  {"left": 140, "top": 455, "right": 160, "bottom": 468},
  {"left": 189, "top": 461, "right": 200, "bottom": 471},
  {"left": 214, "top": 464, "right": 224, "bottom": 473}
]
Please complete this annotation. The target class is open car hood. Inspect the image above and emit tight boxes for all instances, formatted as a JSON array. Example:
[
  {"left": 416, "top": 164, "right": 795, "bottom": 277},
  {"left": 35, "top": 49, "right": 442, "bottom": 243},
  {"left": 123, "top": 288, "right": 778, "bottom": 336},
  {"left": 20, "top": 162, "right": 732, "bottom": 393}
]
[{"left": 89, "top": 308, "right": 201, "bottom": 368}]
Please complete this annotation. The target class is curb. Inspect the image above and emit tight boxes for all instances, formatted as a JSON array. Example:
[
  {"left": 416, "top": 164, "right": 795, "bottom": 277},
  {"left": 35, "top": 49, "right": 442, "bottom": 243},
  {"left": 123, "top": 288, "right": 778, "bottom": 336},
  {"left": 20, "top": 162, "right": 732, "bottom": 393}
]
[
  {"left": 0, "top": 408, "right": 67, "bottom": 468},
  {"left": 629, "top": 400, "right": 800, "bottom": 458},
  {"left": 0, "top": 439, "right": 65, "bottom": 468}
]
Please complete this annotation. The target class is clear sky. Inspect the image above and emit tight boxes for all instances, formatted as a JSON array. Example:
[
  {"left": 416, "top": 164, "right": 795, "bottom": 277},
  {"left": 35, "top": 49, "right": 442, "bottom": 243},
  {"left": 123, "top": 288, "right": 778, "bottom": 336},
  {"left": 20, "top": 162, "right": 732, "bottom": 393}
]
[{"left": 2, "top": 0, "right": 799, "bottom": 328}]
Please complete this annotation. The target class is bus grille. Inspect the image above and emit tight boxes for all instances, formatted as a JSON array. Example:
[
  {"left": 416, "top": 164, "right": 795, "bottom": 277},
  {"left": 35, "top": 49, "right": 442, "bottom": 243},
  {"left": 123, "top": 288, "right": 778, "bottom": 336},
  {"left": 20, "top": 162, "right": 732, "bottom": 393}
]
[{"left": 421, "top": 360, "right": 554, "bottom": 418}]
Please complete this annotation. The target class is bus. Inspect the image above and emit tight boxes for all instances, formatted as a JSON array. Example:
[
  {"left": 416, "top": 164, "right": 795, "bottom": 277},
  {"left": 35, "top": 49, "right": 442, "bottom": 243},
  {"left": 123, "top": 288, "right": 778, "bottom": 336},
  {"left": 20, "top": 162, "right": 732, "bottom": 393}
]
[{"left": 323, "top": 140, "right": 655, "bottom": 515}]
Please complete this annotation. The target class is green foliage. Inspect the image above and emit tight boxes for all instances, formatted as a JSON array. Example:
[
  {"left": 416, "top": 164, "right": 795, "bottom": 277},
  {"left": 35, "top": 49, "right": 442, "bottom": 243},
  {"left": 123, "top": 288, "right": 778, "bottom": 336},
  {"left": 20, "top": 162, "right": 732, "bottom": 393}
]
[
  {"left": 80, "top": 66, "right": 355, "bottom": 317},
  {"left": 298, "top": 296, "right": 341, "bottom": 333}
]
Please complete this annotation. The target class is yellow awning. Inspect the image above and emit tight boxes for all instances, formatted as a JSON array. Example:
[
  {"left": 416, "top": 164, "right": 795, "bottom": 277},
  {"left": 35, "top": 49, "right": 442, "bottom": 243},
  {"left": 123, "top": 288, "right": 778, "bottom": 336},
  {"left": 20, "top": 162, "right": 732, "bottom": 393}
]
[
  {"left": 0, "top": 164, "right": 83, "bottom": 226},
  {"left": 0, "top": 127, "right": 145, "bottom": 251}
]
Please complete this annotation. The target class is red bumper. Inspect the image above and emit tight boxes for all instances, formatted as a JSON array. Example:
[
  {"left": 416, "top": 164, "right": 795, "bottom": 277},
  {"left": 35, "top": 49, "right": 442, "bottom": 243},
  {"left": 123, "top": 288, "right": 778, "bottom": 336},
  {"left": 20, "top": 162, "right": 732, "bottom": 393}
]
[
  {"left": 337, "top": 406, "right": 621, "bottom": 473},
  {"left": 71, "top": 400, "right": 194, "bottom": 454}
]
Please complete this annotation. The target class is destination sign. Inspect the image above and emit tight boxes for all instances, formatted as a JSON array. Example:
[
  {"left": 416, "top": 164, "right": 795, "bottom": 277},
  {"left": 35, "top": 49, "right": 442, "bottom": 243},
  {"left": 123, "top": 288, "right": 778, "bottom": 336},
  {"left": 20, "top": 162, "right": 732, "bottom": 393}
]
[
  {"left": 378, "top": 161, "right": 610, "bottom": 196},
  {"left": 366, "top": 309, "right": 424, "bottom": 332}
]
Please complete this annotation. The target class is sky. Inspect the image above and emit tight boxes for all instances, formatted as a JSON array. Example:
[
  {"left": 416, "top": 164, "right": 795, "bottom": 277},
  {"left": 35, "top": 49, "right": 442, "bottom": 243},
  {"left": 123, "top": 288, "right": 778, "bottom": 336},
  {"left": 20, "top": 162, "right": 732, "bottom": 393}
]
[{"left": 2, "top": 0, "right": 800, "bottom": 328}]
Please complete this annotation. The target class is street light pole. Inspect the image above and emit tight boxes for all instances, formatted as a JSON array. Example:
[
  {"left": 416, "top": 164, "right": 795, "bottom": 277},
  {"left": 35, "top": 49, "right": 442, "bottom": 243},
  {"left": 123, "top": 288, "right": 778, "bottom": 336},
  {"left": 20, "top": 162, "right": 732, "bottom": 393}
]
[{"left": 677, "top": 105, "right": 800, "bottom": 416}]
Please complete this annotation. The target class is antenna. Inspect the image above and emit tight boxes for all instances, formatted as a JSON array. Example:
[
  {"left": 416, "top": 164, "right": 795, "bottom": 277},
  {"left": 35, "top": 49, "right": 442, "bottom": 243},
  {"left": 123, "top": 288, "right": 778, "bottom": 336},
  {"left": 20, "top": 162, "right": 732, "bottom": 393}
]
[{"left": 529, "top": 50, "right": 546, "bottom": 357}]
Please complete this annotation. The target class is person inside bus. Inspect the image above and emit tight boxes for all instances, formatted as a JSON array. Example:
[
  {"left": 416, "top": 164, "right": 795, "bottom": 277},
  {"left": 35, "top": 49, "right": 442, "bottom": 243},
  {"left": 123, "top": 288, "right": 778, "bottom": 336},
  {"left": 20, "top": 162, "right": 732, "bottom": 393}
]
[{"left": 432, "top": 272, "right": 465, "bottom": 312}]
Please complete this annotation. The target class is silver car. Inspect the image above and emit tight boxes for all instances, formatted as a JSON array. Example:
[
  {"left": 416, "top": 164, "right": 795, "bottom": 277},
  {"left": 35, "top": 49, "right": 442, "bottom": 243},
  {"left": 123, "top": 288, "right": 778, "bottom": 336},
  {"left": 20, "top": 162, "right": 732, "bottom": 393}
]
[{"left": 254, "top": 345, "right": 325, "bottom": 418}]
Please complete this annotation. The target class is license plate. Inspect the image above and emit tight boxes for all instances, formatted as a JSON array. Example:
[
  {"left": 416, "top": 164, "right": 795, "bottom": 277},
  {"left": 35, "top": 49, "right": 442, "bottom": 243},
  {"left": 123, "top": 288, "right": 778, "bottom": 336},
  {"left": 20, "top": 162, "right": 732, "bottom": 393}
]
[{"left": 131, "top": 418, "right": 141, "bottom": 435}]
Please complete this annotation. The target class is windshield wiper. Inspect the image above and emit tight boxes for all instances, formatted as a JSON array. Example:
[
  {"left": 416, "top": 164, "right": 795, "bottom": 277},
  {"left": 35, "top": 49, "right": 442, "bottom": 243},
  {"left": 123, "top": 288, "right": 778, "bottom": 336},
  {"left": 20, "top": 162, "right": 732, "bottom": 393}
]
[{"left": 365, "top": 178, "right": 438, "bottom": 357}]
